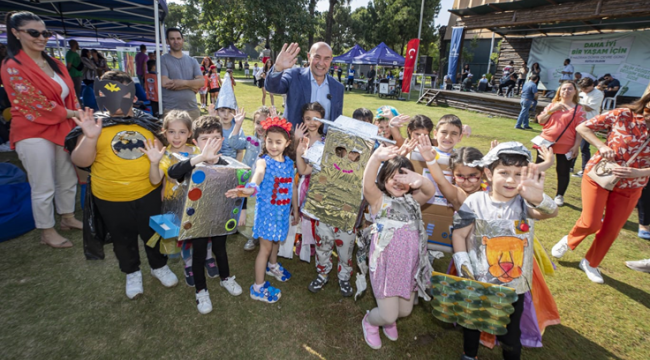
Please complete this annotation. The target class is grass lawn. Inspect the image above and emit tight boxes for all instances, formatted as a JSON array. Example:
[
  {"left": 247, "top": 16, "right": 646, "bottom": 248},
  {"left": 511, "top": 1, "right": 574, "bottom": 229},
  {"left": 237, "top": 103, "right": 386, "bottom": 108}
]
[{"left": 1, "top": 80, "right": 649, "bottom": 360}]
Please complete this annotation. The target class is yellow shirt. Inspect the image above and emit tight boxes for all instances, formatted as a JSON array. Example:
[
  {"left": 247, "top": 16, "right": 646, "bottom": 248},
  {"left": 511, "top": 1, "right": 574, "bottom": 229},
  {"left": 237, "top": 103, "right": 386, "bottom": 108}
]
[
  {"left": 160, "top": 144, "right": 200, "bottom": 199},
  {"left": 91, "top": 124, "right": 160, "bottom": 201},
  {"left": 159, "top": 144, "right": 200, "bottom": 176}
]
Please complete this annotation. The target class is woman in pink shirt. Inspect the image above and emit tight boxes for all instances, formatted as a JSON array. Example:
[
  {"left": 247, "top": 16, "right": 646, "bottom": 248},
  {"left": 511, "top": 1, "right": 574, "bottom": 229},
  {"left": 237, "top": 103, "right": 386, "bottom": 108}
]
[{"left": 536, "top": 81, "right": 586, "bottom": 206}]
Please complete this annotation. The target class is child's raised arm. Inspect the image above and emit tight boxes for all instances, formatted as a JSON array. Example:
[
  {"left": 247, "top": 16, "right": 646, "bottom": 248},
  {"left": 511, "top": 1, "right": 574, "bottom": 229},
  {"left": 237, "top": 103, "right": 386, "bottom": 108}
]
[
  {"left": 225, "top": 158, "right": 266, "bottom": 198},
  {"left": 393, "top": 168, "right": 435, "bottom": 205},
  {"left": 533, "top": 145, "right": 555, "bottom": 172},
  {"left": 295, "top": 137, "right": 313, "bottom": 175},
  {"left": 451, "top": 223, "right": 475, "bottom": 279},
  {"left": 139, "top": 139, "right": 166, "bottom": 185},
  {"left": 518, "top": 164, "right": 558, "bottom": 220},
  {"left": 363, "top": 146, "right": 398, "bottom": 213},
  {"left": 416, "top": 134, "right": 466, "bottom": 210},
  {"left": 387, "top": 114, "right": 410, "bottom": 148},
  {"left": 70, "top": 108, "right": 101, "bottom": 168},
  {"left": 228, "top": 107, "right": 249, "bottom": 150}
]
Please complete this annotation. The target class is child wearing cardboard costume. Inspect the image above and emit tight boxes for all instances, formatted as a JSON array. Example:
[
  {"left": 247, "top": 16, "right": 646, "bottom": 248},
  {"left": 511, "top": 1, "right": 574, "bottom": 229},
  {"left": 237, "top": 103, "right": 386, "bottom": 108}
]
[
  {"left": 153, "top": 116, "right": 243, "bottom": 314},
  {"left": 452, "top": 142, "right": 559, "bottom": 360},
  {"left": 65, "top": 71, "right": 178, "bottom": 299},
  {"left": 297, "top": 114, "right": 375, "bottom": 297}
]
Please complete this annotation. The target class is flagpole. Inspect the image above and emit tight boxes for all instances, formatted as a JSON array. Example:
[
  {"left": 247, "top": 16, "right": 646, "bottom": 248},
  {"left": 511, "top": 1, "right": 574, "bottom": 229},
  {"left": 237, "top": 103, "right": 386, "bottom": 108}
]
[{"left": 408, "top": 0, "right": 425, "bottom": 101}]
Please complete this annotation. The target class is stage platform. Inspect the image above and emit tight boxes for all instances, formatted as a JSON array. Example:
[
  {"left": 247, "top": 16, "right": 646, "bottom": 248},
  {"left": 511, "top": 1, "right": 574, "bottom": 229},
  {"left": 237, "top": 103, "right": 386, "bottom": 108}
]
[{"left": 417, "top": 89, "right": 550, "bottom": 120}]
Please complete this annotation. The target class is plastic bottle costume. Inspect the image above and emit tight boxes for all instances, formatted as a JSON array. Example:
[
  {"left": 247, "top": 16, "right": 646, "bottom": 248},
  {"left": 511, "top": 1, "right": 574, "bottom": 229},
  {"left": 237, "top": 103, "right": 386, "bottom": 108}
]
[{"left": 252, "top": 154, "right": 295, "bottom": 241}]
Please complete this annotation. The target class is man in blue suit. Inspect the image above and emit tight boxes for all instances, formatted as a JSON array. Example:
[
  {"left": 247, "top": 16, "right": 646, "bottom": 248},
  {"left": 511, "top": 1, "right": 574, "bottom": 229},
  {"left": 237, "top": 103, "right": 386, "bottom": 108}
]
[{"left": 265, "top": 42, "right": 344, "bottom": 129}]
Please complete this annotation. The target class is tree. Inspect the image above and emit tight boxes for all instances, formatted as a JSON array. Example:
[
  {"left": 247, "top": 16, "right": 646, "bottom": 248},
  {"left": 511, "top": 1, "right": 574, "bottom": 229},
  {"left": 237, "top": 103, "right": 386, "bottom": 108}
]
[{"left": 325, "top": 0, "right": 351, "bottom": 44}]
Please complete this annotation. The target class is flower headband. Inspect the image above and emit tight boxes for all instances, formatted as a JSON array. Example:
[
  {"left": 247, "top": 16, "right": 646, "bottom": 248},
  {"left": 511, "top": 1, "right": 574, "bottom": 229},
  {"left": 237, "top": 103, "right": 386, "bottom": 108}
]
[{"left": 261, "top": 116, "right": 292, "bottom": 135}]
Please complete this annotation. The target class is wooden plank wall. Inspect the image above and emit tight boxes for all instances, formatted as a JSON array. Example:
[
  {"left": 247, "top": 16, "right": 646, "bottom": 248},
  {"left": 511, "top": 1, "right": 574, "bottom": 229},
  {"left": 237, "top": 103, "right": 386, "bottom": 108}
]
[{"left": 494, "top": 38, "right": 532, "bottom": 83}]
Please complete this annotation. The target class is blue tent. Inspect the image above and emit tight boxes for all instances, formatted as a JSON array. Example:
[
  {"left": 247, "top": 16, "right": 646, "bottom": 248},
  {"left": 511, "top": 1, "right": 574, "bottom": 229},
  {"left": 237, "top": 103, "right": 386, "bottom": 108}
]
[
  {"left": 67, "top": 37, "right": 126, "bottom": 50},
  {"left": 0, "top": 1, "right": 167, "bottom": 38},
  {"left": 352, "top": 42, "right": 405, "bottom": 67},
  {"left": 214, "top": 43, "right": 248, "bottom": 59},
  {"left": 333, "top": 44, "right": 366, "bottom": 64}
]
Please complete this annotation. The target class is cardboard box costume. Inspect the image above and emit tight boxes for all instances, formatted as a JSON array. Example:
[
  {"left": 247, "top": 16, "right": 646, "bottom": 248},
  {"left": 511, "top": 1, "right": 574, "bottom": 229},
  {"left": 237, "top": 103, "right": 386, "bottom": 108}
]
[
  {"left": 301, "top": 116, "right": 393, "bottom": 232},
  {"left": 150, "top": 153, "right": 251, "bottom": 240}
]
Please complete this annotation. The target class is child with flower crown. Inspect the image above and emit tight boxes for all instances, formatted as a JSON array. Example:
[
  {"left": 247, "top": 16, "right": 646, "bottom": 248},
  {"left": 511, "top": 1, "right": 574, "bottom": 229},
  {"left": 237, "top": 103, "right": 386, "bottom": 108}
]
[
  {"left": 226, "top": 116, "right": 296, "bottom": 303},
  {"left": 228, "top": 106, "right": 274, "bottom": 250}
]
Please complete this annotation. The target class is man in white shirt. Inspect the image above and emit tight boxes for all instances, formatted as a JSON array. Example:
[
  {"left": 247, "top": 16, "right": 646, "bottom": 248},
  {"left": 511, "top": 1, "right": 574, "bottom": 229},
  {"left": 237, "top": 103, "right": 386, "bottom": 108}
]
[
  {"left": 560, "top": 58, "right": 574, "bottom": 83},
  {"left": 398, "top": 68, "right": 404, "bottom": 89},
  {"left": 573, "top": 77, "right": 604, "bottom": 177},
  {"left": 253, "top": 63, "right": 260, "bottom": 86}
]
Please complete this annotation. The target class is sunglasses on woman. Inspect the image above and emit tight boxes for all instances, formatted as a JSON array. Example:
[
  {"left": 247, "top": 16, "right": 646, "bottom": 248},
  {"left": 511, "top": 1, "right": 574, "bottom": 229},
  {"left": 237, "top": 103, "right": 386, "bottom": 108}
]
[{"left": 19, "top": 29, "right": 53, "bottom": 39}]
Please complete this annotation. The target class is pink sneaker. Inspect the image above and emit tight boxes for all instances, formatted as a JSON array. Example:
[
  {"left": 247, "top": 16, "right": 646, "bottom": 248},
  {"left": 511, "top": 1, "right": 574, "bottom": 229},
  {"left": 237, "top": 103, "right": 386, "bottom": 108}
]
[
  {"left": 362, "top": 313, "right": 382, "bottom": 349},
  {"left": 383, "top": 322, "right": 398, "bottom": 341}
]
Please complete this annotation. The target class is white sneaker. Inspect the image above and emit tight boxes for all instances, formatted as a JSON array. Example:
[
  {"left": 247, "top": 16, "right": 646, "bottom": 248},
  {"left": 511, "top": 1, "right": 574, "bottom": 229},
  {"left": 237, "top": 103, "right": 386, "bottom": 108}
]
[
  {"left": 552, "top": 236, "right": 570, "bottom": 259},
  {"left": 579, "top": 259, "right": 604, "bottom": 284},
  {"left": 554, "top": 195, "right": 564, "bottom": 206},
  {"left": 195, "top": 289, "right": 213, "bottom": 314},
  {"left": 220, "top": 276, "right": 243, "bottom": 296},
  {"left": 625, "top": 259, "right": 650, "bottom": 273},
  {"left": 151, "top": 265, "right": 179, "bottom": 288},
  {"left": 125, "top": 270, "right": 143, "bottom": 299}
]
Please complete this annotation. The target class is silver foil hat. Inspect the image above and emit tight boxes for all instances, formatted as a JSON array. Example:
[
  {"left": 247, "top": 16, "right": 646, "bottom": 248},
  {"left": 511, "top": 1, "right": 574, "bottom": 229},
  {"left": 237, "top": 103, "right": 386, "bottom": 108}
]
[
  {"left": 468, "top": 141, "right": 531, "bottom": 168},
  {"left": 216, "top": 72, "right": 237, "bottom": 110}
]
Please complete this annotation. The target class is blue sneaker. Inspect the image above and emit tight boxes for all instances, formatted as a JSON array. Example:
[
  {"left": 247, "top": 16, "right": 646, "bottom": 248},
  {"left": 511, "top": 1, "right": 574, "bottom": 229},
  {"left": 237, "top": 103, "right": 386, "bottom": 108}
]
[
  {"left": 250, "top": 281, "right": 281, "bottom": 303},
  {"left": 266, "top": 263, "right": 292, "bottom": 282},
  {"left": 205, "top": 258, "right": 220, "bottom": 278},
  {"left": 184, "top": 266, "right": 195, "bottom": 287},
  {"left": 638, "top": 229, "right": 650, "bottom": 240}
]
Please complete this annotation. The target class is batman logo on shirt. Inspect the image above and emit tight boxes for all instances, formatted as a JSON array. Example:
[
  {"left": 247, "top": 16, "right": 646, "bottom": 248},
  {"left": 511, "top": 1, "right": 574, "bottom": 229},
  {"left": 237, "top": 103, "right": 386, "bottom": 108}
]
[{"left": 111, "top": 130, "right": 147, "bottom": 160}]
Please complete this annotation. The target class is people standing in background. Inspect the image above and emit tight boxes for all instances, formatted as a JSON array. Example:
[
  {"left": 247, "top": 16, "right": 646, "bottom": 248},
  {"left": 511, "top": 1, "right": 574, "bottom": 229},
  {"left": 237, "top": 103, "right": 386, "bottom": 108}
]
[
  {"left": 65, "top": 39, "right": 83, "bottom": 104},
  {"left": 517, "top": 60, "right": 528, "bottom": 94},
  {"left": 239, "top": 59, "right": 243, "bottom": 70},
  {"left": 529, "top": 62, "right": 541, "bottom": 80},
  {"left": 398, "top": 67, "right": 404, "bottom": 89},
  {"left": 573, "top": 78, "right": 604, "bottom": 177},
  {"left": 257, "top": 59, "right": 274, "bottom": 107},
  {"left": 80, "top": 48, "right": 97, "bottom": 86},
  {"left": 515, "top": 74, "right": 539, "bottom": 130},
  {"left": 560, "top": 58, "right": 574, "bottom": 83},
  {"left": 253, "top": 62, "right": 260, "bottom": 86},
  {"left": 337, "top": 65, "right": 343, "bottom": 82},
  {"left": 135, "top": 44, "right": 148, "bottom": 84},
  {"left": 160, "top": 28, "right": 204, "bottom": 120},
  {"left": 346, "top": 64, "right": 356, "bottom": 91},
  {"left": 216, "top": 59, "right": 222, "bottom": 74},
  {"left": 92, "top": 50, "right": 108, "bottom": 78},
  {"left": 367, "top": 65, "right": 376, "bottom": 94},
  {"left": 330, "top": 65, "right": 334, "bottom": 77},
  {"left": 244, "top": 60, "right": 250, "bottom": 78}
]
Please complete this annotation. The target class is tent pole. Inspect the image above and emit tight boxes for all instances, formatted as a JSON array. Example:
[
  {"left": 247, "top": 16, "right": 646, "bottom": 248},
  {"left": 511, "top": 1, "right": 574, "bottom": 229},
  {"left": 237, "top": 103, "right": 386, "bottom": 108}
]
[
  {"left": 408, "top": 0, "right": 425, "bottom": 101},
  {"left": 154, "top": 0, "right": 163, "bottom": 115}
]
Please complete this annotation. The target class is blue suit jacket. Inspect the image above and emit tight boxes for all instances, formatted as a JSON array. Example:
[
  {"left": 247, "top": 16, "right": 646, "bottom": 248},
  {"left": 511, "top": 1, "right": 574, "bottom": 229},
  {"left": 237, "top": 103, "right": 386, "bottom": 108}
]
[{"left": 265, "top": 66, "right": 344, "bottom": 128}]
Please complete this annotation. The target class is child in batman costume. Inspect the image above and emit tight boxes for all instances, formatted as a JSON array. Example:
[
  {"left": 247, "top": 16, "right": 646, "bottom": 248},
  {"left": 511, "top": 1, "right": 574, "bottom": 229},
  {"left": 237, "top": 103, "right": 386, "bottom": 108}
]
[{"left": 65, "top": 71, "right": 179, "bottom": 299}]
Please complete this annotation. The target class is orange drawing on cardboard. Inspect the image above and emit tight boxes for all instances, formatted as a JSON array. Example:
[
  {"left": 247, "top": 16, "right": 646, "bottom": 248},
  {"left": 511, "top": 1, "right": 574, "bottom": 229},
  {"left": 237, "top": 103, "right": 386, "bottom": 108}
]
[{"left": 482, "top": 236, "right": 528, "bottom": 283}]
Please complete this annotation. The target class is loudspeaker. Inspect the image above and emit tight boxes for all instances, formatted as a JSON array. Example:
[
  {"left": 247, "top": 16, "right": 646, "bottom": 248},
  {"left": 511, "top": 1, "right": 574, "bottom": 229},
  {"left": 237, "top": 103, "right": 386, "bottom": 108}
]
[{"left": 418, "top": 56, "right": 433, "bottom": 74}]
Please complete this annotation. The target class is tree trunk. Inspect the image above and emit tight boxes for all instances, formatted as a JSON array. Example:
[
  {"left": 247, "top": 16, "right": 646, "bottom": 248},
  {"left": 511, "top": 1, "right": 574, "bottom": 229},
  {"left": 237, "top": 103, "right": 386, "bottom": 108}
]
[
  {"left": 308, "top": 0, "right": 317, "bottom": 47},
  {"left": 325, "top": 0, "right": 338, "bottom": 44}
]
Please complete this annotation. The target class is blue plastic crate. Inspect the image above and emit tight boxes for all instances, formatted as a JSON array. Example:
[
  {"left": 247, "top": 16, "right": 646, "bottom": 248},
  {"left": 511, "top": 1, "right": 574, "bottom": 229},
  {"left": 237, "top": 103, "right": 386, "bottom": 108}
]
[{"left": 149, "top": 214, "right": 179, "bottom": 239}]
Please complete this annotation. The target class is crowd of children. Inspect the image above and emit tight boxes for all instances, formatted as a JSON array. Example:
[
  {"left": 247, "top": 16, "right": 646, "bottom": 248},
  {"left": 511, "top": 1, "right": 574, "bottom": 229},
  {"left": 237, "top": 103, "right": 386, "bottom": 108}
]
[{"left": 69, "top": 68, "right": 565, "bottom": 360}]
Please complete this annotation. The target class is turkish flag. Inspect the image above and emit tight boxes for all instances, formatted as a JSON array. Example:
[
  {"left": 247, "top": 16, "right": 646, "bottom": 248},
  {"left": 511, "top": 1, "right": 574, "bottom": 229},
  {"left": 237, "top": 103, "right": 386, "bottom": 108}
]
[{"left": 402, "top": 38, "right": 420, "bottom": 93}]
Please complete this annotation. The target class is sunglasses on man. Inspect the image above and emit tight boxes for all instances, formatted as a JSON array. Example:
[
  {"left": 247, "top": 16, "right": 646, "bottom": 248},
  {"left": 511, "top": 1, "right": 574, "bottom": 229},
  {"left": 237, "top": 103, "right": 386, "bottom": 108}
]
[{"left": 18, "top": 29, "right": 53, "bottom": 39}]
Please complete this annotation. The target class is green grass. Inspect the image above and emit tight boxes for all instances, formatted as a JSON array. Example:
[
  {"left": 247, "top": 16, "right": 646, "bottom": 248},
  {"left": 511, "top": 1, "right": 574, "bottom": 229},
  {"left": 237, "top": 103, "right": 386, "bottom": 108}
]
[{"left": 1, "top": 82, "right": 649, "bottom": 360}]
